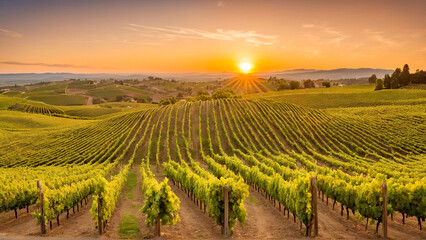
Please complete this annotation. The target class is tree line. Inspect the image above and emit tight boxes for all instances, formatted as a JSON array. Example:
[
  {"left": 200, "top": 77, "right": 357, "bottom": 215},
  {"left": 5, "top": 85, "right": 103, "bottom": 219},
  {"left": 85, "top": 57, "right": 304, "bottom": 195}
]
[
  {"left": 269, "top": 77, "right": 331, "bottom": 90},
  {"left": 372, "top": 64, "right": 426, "bottom": 91}
]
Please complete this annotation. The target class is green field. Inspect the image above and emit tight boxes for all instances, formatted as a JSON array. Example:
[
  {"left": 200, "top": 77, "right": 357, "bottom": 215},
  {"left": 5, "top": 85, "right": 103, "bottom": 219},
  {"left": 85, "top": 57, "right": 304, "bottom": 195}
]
[
  {"left": 0, "top": 84, "right": 424, "bottom": 239},
  {"left": 247, "top": 85, "right": 426, "bottom": 108}
]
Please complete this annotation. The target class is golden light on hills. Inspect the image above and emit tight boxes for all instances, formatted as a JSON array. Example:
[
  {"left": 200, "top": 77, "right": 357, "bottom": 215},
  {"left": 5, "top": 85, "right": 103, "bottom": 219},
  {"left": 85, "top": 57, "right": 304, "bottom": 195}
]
[{"left": 223, "top": 75, "right": 269, "bottom": 95}]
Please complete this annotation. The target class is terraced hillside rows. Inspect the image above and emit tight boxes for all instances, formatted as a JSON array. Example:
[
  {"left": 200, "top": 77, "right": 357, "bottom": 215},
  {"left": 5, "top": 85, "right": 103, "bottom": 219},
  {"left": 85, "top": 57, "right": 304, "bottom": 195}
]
[{"left": 0, "top": 99, "right": 425, "bottom": 239}]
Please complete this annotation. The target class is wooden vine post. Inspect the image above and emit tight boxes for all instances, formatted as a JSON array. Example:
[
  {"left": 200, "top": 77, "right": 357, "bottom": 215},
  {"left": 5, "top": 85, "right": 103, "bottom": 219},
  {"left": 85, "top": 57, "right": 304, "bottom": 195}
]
[
  {"left": 223, "top": 185, "right": 229, "bottom": 237},
  {"left": 37, "top": 181, "right": 46, "bottom": 234},
  {"left": 382, "top": 182, "right": 388, "bottom": 239},
  {"left": 310, "top": 176, "right": 318, "bottom": 237},
  {"left": 98, "top": 195, "right": 103, "bottom": 235},
  {"left": 156, "top": 215, "right": 161, "bottom": 237}
]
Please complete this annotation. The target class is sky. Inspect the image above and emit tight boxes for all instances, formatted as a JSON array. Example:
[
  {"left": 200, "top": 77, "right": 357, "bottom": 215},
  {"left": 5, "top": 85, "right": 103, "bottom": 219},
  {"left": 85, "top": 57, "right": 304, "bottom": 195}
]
[{"left": 0, "top": 0, "right": 425, "bottom": 73}]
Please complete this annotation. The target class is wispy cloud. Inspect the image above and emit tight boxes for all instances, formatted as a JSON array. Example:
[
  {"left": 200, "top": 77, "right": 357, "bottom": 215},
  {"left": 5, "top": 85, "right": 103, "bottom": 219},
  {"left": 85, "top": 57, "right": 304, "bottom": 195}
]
[
  {"left": 364, "top": 29, "right": 400, "bottom": 46},
  {"left": 301, "top": 24, "right": 349, "bottom": 44},
  {"left": 418, "top": 47, "right": 426, "bottom": 52},
  {"left": 0, "top": 61, "right": 93, "bottom": 69},
  {"left": 127, "top": 24, "right": 277, "bottom": 47},
  {"left": 0, "top": 28, "right": 22, "bottom": 38}
]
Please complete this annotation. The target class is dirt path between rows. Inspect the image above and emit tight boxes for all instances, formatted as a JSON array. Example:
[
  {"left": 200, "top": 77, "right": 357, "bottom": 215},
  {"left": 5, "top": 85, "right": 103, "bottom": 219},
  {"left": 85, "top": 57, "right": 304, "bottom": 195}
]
[
  {"left": 0, "top": 205, "right": 40, "bottom": 236},
  {"left": 316, "top": 195, "right": 426, "bottom": 240},
  {"left": 232, "top": 187, "right": 306, "bottom": 239},
  {"left": 152, "top": 166, "right": 222, "bottom": 239},
  {"left": 0, "top": 196, "right": 97, "bottom": 238},
  {"left": 45, "top": 196, "right": 97, "bottom": 238},
  {"left": 103, "top": 166, "right": 147, "bottom": 239},
  {"left": 2, "top": 169, "right": 425, "bottom": 240}
]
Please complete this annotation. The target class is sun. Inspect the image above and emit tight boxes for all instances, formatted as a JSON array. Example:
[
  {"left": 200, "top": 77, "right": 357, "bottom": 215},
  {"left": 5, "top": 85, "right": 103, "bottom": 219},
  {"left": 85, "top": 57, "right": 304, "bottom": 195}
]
[{"left": 238, "top": 62, "right": 253, "bottom": 74}]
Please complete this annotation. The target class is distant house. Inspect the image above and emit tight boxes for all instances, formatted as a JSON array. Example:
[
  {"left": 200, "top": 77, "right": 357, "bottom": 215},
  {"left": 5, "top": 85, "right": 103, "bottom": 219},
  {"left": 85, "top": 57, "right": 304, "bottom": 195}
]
[
  {"left": 314, "top": 82, "right": 324, "bottom": 88},
  {"left": 0, "top": 88, "right": 10, "bottom": 93}
]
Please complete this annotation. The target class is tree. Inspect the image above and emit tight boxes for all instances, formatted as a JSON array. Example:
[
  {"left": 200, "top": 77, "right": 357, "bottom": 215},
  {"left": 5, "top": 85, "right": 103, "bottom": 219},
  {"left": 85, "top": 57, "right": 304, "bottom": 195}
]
[
  {"left": 212, "top": 89, "right": 235, "bottom": 99},
  {"left": 196, "top": 90, "right": 211, "bottom": 101},
  {"left": 159, "top": 97, "right": 177, "bottom": 106},
  {"left": 303, "top": 79, "right": 315, "bottom": 88},
  {"left": 391, "top": 68, "right": 401, "bottom": 89},
  {"left": 135, "top": 97, "right": 146, "bottom": 103},
  {"left": 176, "top": 92, "right": 184, "bottom": 98},
  {"left": 276, "top": 81, "right": 289, "bottom": 90},
  {"left": 197, "top": 90, "right": 209, "bottom": 96},
  {"left": 384, "top": 74, "right": 391, "bottom": 89},
  {"left": 391, "top": 75, "right": 399, "bottom": 89},
  {"left": 322, "top": 81, "right": 331, "bottom": 88},
  {"left": 368, "top": 74, "right": 377, "bottom": 84},
  {"left": 289, "top": 81, "right": 300, "bottom": 90},
  {"left": 411, "top": 70, "right": 426, "bottom": 84},
  {"left": 399, "top": 64, "right": 410, "bottom": 86},
  {"left": 374, "top": 79, "right": 383, "bottom": 91}
]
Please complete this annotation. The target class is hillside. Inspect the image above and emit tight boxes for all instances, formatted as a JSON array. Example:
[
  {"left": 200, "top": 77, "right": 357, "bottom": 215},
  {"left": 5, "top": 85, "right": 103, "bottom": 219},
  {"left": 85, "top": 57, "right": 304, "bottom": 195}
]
[
  {"left": 222, "top": 75, "right": 269, "bottom": 94},
  {"left": 257, "top": 68, "right": 393, "bottom": 80},
  {"left": 1, "top": 78, "right": 225, "bottom": 105},
  {"left": 0, "top": 89, "right": 425, "bottom": 239},
  {"left": 0, "top": 68, "right": 393, "bottom": 87}
]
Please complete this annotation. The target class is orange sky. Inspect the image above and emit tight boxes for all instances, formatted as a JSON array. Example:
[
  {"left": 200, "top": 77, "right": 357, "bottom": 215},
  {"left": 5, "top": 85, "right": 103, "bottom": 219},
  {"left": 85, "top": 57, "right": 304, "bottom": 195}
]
[{"left": 0, "top": 0, "right": 425, "bottom": 73}]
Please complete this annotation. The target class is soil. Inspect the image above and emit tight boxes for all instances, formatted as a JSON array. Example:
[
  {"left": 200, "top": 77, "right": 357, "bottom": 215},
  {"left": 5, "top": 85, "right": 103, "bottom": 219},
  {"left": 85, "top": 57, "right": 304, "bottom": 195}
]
[
  {"left": 316, "top": 194, "right": 426, "bottom": 240},
  {"left": 103, "top": 166, "right": 147, "bottom": 239},
  {"left": 152, "top": 166, "right": 222, "bottom": 239},
  {"left": 0, "top": 197, "right": 97, "bottom": 238},
  {"left": 1, "top": 177, "right": 425, "bottom": 240},
  {"left": 85, "top": 96, "right": 93, "bottom": 105},
  {"left": 232, "top": 187, "right": 306, "bottom": 239}
]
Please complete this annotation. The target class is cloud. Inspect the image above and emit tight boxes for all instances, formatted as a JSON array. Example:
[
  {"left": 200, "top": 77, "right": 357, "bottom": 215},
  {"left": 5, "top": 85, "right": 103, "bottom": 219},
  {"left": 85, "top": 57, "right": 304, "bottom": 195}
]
[
  {"left": 0, "top": 61, "right": 93, "bottom": 69},
  {"left": 127, "top": 24, "right": 277, "bottom": 46},
  {"left": 301, "top": 24, "right": 349, "bottom": 44},
  {"left": 418, "top": 47, "right": 426, "bottom": 52},
  {"left": 0, "top": 28, "right": 22, "bottom": 38},
  {"left": 364, "top": 29, "right": 400, "bottom": 46},
  {"left": 217, "top": 1, "right": 224, "bottom": 7}
]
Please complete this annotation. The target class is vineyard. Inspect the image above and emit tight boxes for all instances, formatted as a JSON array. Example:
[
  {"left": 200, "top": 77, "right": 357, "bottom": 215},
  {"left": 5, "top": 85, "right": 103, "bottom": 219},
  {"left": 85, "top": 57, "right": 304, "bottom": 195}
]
[{"left": 0, "top": 96, "right": 425, "bottom": 239}]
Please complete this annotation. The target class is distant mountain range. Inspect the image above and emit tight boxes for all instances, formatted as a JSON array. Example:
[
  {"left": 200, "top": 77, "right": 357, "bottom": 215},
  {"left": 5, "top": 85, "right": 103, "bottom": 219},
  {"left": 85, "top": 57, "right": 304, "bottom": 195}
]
[
  {"left": 256, "top": 68, "right": 393, "bottom": 80},
  {"left": 0, "top": 68, "right": 393, "bottom": 86}
]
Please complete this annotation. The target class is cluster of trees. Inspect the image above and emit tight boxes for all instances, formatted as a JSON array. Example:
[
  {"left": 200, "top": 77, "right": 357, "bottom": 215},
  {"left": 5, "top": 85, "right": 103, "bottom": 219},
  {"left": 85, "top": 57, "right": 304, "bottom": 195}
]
[
  {"left": 322, "top": 81, "right": 331, "bottom": 87},
  {"left": 115, "top": 95, "right": 133, "bottom": 102},
  {"left": 374, "top": 64, "right": 426, "bottom": 91},
  {"left": 187, "top": 89, "right": 240, "bottom": 101},
  {"left": 176, "top": 85, "right": 193, "bottom": 95},
  {"left": 159, "top": 97, "right": 177, "bottom": 106},
  {"left": 303, "top": 79, "right": 331, "bottom": 88},
  {"left": 92, "top": 97, "right": 106, "bottom": 104},
  {"left": 275, "top": 79, "right": 331, "bottom": 91},
  {"left": 160, "top": 89, "right": 239, "bottom": 105},
  {"left": 276, "top": 80, "right": 300, "bottom": 90},
  {"left": 115, "top": 95, "right": 152, "bottom": 103}
]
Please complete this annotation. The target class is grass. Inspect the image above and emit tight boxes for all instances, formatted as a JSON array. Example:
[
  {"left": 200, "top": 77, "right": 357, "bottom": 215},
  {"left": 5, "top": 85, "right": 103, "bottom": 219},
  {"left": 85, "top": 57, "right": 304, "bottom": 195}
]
[
  {"left": 99, "top": 102, "right": 155, "bottom": 109},
  {"left": 0, "top": 95, "right": 27, "bottom": 110},
  {"left": 132, "top": 203, "right": 142, "bottom": 209},
  {"left": 27, "top": 94, "right": 86, "bottom": 106},
  {"left": 125, "top": 172, "right": 138, "bottom": 199},
  {"left": 248, "top": 194, "right": 261, "bottom": 206},
  {"left": 64, "top": 107, "right": 121, "bottom": 118},
  {"left": 86, "top": 85, "right": 125, "bottom": 101},
  {"left": 0, "top": 110, "right": 91, "bottom": 130},
  {"left": 119, "top": 214, "right": 140, "bottom": 239}
]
